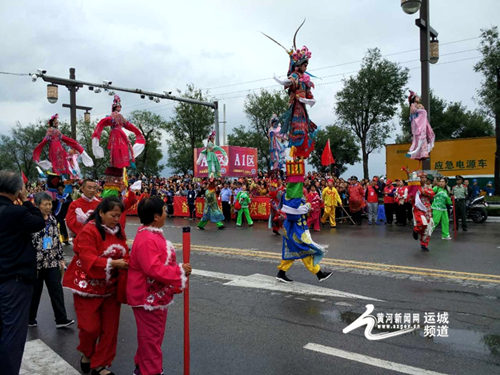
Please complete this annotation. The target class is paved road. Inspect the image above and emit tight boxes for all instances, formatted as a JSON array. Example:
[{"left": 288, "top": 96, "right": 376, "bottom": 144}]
[{"left": 26, "top": 217, "right": 500, "bottom": 375}]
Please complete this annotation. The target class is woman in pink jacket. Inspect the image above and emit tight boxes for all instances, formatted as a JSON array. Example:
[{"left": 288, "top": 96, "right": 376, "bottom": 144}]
[{"left": 127, "top": 197, "right": 192, "bottom": 375}]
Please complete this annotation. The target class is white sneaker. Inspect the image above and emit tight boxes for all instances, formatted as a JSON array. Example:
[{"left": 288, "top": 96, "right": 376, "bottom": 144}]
[{"left": 442, "top": 236, "right": 452, "bottom": 240}]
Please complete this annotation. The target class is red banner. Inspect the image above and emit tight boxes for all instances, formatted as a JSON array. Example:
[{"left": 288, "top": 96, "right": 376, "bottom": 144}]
[
  {"left": 173, "top": 197, "right": 190, "bottom": 217},
  {"left": 193, "top": 146, "right": 258, "bottom": 177}
]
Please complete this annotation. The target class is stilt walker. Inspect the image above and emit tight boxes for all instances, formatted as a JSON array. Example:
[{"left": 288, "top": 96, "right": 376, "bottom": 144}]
[
  {"left": 196, "top": 130, "right": 228, "bottom": 178},
  {"left": 197, "top": 178, "right": 225, "bottom": 230},
  {"left": 406, "top": 91, "right": 435, "bottom": 160}
]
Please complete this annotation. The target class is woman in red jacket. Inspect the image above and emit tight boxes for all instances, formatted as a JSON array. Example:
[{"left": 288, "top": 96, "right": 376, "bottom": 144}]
[
  {"left": 127, "top": 196, "right": 191, "bottom": 375},
  {"left": 63, "top": 197, "right": 129, "bottom": 375}
]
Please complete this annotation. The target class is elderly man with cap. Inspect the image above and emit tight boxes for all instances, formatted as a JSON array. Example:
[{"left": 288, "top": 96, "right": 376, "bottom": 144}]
[
  {"left": 348, "top": 176, "right": 366, "bottom": 225},
  {"left": 470, "top": 179, "right": 481, "bottom": 200},
  {"left": 412, "top": 172, "right": 435, "bottom": 251},
  {"left": 452, "top": 175, "right": 468, "bottom": 231},
  {"left": 483, "top": 181, "right": 495, "bottom": 197}
]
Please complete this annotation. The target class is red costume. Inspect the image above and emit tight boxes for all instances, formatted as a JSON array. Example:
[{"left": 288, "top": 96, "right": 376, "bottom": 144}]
[
  {"left": 412, "top": 184, "right": 435, "bottom": 248},
  {"left": 127, "top": 226, "right": 186, "bottom": 375},
  {"left": 92, "top": 95, "right": 145, "bottom": 168},
  {"left": 306, "top": 191, "right": 322, "bottom": 231},
  {"left": 62, "top": 222, "right": 129, "bottom": 369},
  {"left": 268, "top": 183, "right": 285, "bottom": 234},
  {"left": 66, "top": 196, "right": 100, "bottom": 238},
  {"left": 348, "top": 183, "right": 366, "bottom": 213}
]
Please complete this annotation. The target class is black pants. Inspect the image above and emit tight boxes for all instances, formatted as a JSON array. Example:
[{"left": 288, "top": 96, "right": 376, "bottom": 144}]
[
  {"left": 30, "top": 267, "right": 68, "bottom": 324},
  {"left": 0, "top": 277, "right": 33, "bottom": 375},
  {"left": 404, "top": 202, "right": 413, "bottom": 223},
  {"left": 384, "top": 203, "right": 395, "bottom": 224},
  {"left": 455, "top": 200, "right": 467, "bottom": 229},
  {"left": 188, "top": 203, "right": 196, "bottom": 219},
  {"left": 222, "top": 201, "right": 231, "bottom": 222},
  {"left": 352, "top": 210, "right": 362, "bottom": 225},
  {"left": 395, "top": 204, "right": 406, "bottom": 225}
]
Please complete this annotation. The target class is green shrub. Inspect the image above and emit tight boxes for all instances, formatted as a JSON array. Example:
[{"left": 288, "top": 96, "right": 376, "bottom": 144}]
[
  {"left": 485, "top": 196, "right": 500, "bottom": 203},
  {"left": 486, "top": 206, "right": 500, "bottom": 217}
]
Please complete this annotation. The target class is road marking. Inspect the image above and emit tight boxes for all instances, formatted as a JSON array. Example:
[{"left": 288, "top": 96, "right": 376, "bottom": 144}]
[
  {"left": 192, "top": 270, "right": 383, "bottom": 301},
  {"left": 125, "top": 240, "right": 500, "bottom": 284},
  {"left": 21, "top": 339, "right": 79, "bottom": 375},
  {"left": 303, "top": 343, "right": 448, "bottom": 375}
]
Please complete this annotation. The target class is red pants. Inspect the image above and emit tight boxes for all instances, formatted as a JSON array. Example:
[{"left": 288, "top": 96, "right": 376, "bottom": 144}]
[
  {"left": 413, "top": 207, "right": 432, "bottom": 247},
  {"left": 73, "top": 294, "right": 121, "bottom": 369},
  {"left": 307, "top": 210, "right": 321, "bottom": 231},
  {"left": 133, "top": 307, "right": 168, "bottom": 375}
]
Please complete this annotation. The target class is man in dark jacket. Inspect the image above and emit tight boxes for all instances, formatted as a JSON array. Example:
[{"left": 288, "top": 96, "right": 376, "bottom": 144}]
[{"left": 0, "top": 170, "right": 45, "bottom": 375}]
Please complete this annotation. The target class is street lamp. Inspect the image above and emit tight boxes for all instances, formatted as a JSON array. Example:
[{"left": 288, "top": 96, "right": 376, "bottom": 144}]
[
  {"left": 84, "top": 110, "right": 91, "bottom": 123},
  {"left": 430, "top": 36, "right": 439, "bottom": 64},
  {"left": 401, "top": 0, "right": 421, "bottom": 14},
  {"left": 47, "top": 84, "right": 58, "bottom": 104}
]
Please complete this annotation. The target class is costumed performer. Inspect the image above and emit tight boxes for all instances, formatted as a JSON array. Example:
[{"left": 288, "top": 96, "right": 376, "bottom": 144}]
[
  {"left": 33, "top": 114, "right": 94, "bottom": 176},
  {"left": 63, "top": 197, "right": 129, "bottom": 375},
  {"left": 306, "top": 185, "right": 322, "bottom": 232},
  {"left": 406, "top": 91, "right": 435, "bottom": 161},
  {"left": 197, "top": 177, "right": 225, "bottom": 230},
  {"left": 348, "top": 176, "right": 365, "bottom": 226},
  {"left": 269, "top": 114, "right": 287, "bottom": 170},
  {"left": 276, "top": 160, "right": 332, "bottom": 284},
  {"left": 411, "top": 172, "right": 435, "bottom": 251},
  {"left": 431, "top": 178, "right": 452, "bottom": 240},
  {"left": 264, "top": 21, "right": 318, "bottom": 159},
  {"left": 320, "top": 178, "right": 342, "bottom": 228},
  {"left": 235, "top": 184, "right": 253, "bottom": 227},
  {"left": 196, "top": 130, "right": 228, "bottom": 178},
  {"left": 54, "top": 183, "right": 73, "bottom": 244},
  {"left": 66, "top": 179, "right": 100, "bottom": 238},
  {"left": 92, "top": 95, "right": 145, "bottom": 169},
  {"left": 268, "top": 176, "right": 285, "bottom": 235},
  {"left": 127, "top": 197, "right": 191, "bottom": 375}
]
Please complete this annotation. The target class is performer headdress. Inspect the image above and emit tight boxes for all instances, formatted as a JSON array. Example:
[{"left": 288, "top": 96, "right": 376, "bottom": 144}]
[
  {"left": 48, "top": 113, "right": 59, "bottom": 127},
  {"left": 112, "top": 95, "right": 121, "bottom": 112},
  {"left": 408, "top": 90, "right": 417, "bottom": 104},
  {"left": 207, "top": 129, "right": 216, "bottom": 142}
]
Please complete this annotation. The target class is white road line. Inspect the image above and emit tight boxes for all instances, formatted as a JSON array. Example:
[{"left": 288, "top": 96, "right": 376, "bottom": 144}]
[
  {"left": 192, "top": 270, "right": 383, "bottom": 301},
  {"left": 303, "top": 343, "right": 448, "bottom": 375},
  {"left": 21, "top": 339, "right": 79, "bottom": 375}
]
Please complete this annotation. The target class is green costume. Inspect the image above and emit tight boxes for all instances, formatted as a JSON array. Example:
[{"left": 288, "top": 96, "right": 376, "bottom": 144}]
[
  {"left": 197, "top": 141, "right": 228, "bottom": 178},
  {"left": 432, "top": 186, "right": 452, "bottom": 239},
  {"left": 198, "top": 185, "right": 225, "bottom": 229},
  {"left": 236, "top": 190, "right": 253, "bottom": 226}
]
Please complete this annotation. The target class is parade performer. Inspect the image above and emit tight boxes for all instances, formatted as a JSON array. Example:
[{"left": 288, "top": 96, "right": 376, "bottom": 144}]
[
  {"left": 264, "top": 21, "right": 318, "bottom": 159},
  {"left": 54, "top": 183, "right": 72, "bottom": 244},
  {"left": 321, "top": 179, "right": 342, "bottom": 228},
  {"left": 92, "top": 95, "right": 145, "bottom": 169},
  {"left": 276, "top": 161, "right": 332, "bottom": 283},
  {"left": 268, "top": 177, "right": 285, "bottom": 235},
  {"left": 63, "top": 198, "right": 129, "bottom": 375},
  {"left": 235, "top": 184, "right": 253, "bottom": 227},
  {"left": 432, "top": 178, "right": 452, "bottom": 240},
  {"left": 196, "top": 130, "right": 228, "bottom": 178},
  {"left": 348, "top": 176, "right": 365, "bottom": 226},
  {"left": 269, "top": 114, "right": 287, "bottom": 170},
  {"left": 197, "top": 178, "right": 225, "bottom": 230},
  {"left": 33, "top": 114, "right": 94, "bottom": 176},
  {"left": 66, "top": 179, "right": 100, "bottom": 238},
  {"left": 307, "top": 185, "right": 322, "bottom": 232},
  {"left": 407, "top": 91, "right": 435, "bottom": 161},
  {"left": 128, "top": 197, "right": 191, "bottom": 375},
  {"left": 411, "top": 172, "right": 436, "bottom": 251}
]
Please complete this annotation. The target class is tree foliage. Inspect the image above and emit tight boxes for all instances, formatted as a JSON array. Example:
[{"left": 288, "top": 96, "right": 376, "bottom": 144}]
[
  {"left": 227, "top": 89, "right": 289, "bottom": 171},
  {"left": 165, "top": 84, "right": 214, "bottom": 174},
  {"left": 395, "top": 91, "right": 493, "bottom": 143},
  {"left": 335, "top": 48, "right": 409, "bottom": 179},
  {"left": 309, "top": 124, "right": 361, "bottom": 174}
]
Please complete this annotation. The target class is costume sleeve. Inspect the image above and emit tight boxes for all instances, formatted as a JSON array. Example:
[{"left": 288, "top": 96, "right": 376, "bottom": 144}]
[
  {"left": 20, "top": 201, "right": 45, "bottom": 234},
  {"left": 66, "top": 201, "right": 84, "bottom": 236},
  {"left": 136, "top": 239, "right": 184, "bottom": 287},
  {"left": 92, "top": 117, "right": 112, "bottom": 158},
  {"left": 76, "top": 228, "right": 108, "bottom": 279},
  {"left": 32, "top": 137, "right": 49, "bottom": 162},
  {"left": 61, "top": 135, "right": 84, "bottom": 154},
  {"left": 288, "top": 73, "right": 300, "bottom": 90},
  {"left": 124, "top": 121, "right": 146, "bottom": 157}
]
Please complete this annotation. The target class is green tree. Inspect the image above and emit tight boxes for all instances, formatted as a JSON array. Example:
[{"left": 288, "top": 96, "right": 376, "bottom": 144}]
[
  {"left": 474, "top": 26, "right": 500, "bottom": 196},
  {"left": 395, "top": 92, "right": 493, "bottom": 143},
  {"left": 227, "top": 89, "right": 288, "bottom": 171},
  {"left": 128, "top": 110, "right": 167, "bottom": 176},
  {"left": 166, "top": 84, "right": 214, "bottom": 174},
  {"left": 335, "top": 48, "right": 409, "bottom": 179},
  {"left": 309, "top": 124, "right": 361, "bottom": 174}
]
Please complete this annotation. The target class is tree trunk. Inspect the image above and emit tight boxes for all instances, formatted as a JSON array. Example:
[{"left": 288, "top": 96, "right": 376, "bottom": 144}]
[
  {"left": 361, "top": 141, "right": 369, "bottom": 180},
  {"left": 495, "top": 69, "right": 500, "bottom": 197}
]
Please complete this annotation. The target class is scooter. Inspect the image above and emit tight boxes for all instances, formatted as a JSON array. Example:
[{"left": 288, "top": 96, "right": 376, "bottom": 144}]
[{"left": 467, "top": 196, "right": 488, "bottom": 223}]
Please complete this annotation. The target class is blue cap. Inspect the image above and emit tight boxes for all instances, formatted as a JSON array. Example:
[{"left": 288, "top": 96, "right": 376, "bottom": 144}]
[
  {"left": 473, "top": 179, "right": 478, "bottom": 183},
  {"left": 488, "top": 181, "right": 492, "bottom": 184}
]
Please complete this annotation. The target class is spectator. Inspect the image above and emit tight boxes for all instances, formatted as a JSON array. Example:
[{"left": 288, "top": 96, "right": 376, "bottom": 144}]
[
  {"left": 187, "top": 184, "right": 197, "bottom": 220},
  {"left": 470, "top": 179, "right": 481, "bottom": 199},
  {"left": 383, "top": 180, "right": 396, "bottom": 225},
  {"left": 0, "top": 170, "right": 45, "bottom": 375},
  {"left": 220, "top": 182, "right": 232, "bottom": 222},
  {"left": 366, "top": 179, "right": 380, "bottom": 225},
  {"left": 483, "top": 181, "right": 495, "bottom": 197}
]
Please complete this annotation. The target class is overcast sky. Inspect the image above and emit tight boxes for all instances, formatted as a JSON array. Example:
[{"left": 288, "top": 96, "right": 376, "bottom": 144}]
[{"left": 1, "top": 0, "right": 498, "bottom": 178}]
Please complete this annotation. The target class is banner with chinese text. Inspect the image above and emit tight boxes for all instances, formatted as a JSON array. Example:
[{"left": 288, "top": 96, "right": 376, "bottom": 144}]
[{"left": 193, "top": 146, "right": 258, "bottom": 177}]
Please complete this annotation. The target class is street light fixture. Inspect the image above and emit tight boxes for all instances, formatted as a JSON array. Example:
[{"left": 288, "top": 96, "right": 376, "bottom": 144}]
[
  {"left": 47, "top": 84, "right": 58, "bottom": 104},
  {"left": 430, "top": 36, "right": 439, "bottom": 64},
  {"left": 401, "top": 0, "right": 421, "bottom": 14},
  {"left": 84, "top": 110, "right": 91, "bottom": 123}
]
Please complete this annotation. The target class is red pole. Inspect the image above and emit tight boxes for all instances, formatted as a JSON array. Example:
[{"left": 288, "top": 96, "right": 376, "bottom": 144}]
[
  {"left": 452, "top": 195, "right": 457, "bottom": 240},
  {"left": 182, "top": 227, "right": 191, "bottom": 375}
]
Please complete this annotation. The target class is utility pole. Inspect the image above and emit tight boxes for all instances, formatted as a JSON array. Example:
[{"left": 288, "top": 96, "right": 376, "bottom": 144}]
[
  {"left": 495, "top": 67, "right": 500, "bottom": 196},
  {"left": 219, "top": 104, "right": 227, "bottom": 146},
  {"left": 214, "top": 101, "right": 220, "bottom": 146}
]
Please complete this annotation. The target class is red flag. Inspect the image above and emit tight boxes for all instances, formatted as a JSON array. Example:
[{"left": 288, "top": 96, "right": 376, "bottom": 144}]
[
  {"left": 21, "top": 171, "right": 28, "bottom": 184},
  {"left": 321, "top": 139, "right": 335, "bottom": 166}
]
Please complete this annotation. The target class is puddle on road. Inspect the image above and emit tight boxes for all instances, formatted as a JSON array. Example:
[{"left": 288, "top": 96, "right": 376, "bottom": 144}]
[{"left": 316, "top": 308, "right": 500, "bottom": 357}]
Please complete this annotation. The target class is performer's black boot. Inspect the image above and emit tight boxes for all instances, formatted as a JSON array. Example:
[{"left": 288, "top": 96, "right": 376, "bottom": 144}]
[
  {"left": 317, "top": 270, "right": 333, "bottom": 283},
  {"left": 412, "top": 230, "right": 419, "bottom": 240},
  {"left": 276, "top": 270, "right": 293, "bottom": 283}
]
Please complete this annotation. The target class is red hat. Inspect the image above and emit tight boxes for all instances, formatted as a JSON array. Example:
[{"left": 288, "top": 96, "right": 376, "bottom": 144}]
[
  {"left": 386, "top": 179, "right": 392, "bottom": 185},
  {"left": 327, "top": 179, "right": 334, "bottom": 184}
]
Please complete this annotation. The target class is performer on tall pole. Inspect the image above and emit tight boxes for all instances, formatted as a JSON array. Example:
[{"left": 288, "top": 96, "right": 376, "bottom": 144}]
[
  {"left": 196, "top": 130, "right": 228, "bottom": 178},
  {"left": 406, "top": 91, "right": 435, "bottom": 163}
]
